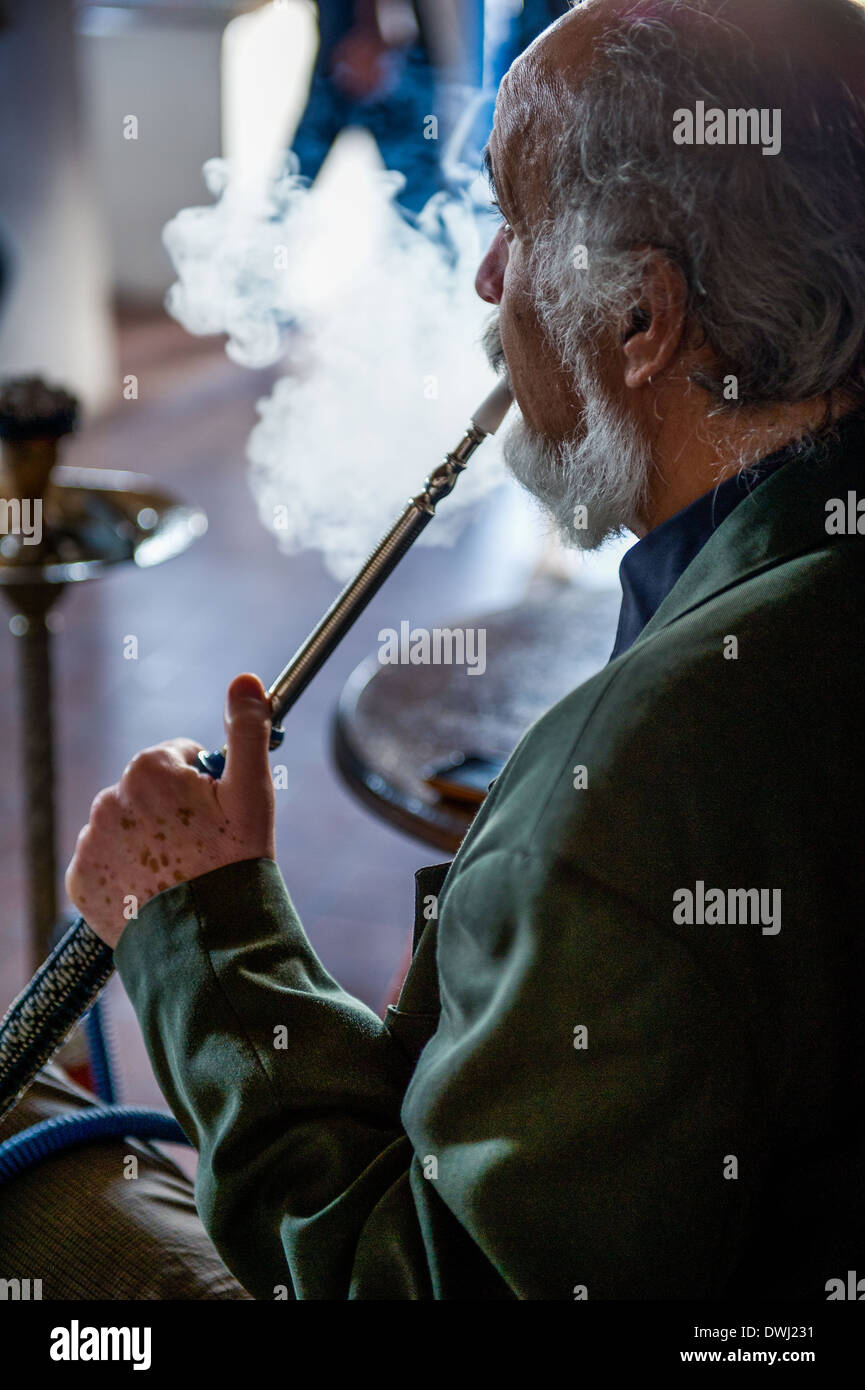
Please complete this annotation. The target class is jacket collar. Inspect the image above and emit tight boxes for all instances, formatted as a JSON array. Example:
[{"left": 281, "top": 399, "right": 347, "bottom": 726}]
[{"left": 623, "top": 408, "right": 865, "bottom": 654}]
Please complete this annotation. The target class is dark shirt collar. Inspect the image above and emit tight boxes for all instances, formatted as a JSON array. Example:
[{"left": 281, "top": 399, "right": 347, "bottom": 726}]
[{"left": 609, "top": 420, "right": 857, "bottom": 662}]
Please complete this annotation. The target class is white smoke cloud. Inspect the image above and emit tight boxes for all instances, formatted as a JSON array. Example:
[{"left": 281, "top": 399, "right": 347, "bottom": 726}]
[{"left": 162, "top": 143, "right": 506, "bottom": 580}]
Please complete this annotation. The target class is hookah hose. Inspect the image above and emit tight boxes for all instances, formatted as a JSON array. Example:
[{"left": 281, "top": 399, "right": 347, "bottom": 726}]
[
  {"left": 85, "top": 987, "right": 118, "bottom": 1106},
  {"left": 0, "top": 1108, "right": 190, "bottom": 1188},
  {"left": 0, "top": 919, "right": 115, "bottom": 1125},
  {"left": 0, "top": 381, "right": 513, "bottom": 1125},
  {"left": 0, "top": 985, "right": 188, "bottom": 1187}
]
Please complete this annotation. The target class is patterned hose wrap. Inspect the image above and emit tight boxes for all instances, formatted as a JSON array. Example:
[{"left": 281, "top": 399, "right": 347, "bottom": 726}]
[{"left": 0, "top": 918, "right": 114, "bottom": 1121}]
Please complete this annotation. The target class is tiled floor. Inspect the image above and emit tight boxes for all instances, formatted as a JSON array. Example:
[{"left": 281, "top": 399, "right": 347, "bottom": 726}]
[{"left": 0, "top": 308, "right": 545, "bottom": 1112}]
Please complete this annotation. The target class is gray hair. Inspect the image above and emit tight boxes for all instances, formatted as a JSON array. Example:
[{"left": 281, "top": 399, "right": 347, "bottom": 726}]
[{"left": 531, "top": 0, "right": 865, "bottom": 410}]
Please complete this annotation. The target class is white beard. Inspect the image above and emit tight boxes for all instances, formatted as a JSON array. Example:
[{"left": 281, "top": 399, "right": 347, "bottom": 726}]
[{"left": 483, "top": 312, "right": 654, "bottom": 551}]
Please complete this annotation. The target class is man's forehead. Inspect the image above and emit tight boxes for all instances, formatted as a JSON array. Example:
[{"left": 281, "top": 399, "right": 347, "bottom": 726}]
[
  {"left": 492, "top": 3, "right": 606, "bottom": 193},
  {"left": 491, "top": 1, "right": 613, "bottom": 165}
]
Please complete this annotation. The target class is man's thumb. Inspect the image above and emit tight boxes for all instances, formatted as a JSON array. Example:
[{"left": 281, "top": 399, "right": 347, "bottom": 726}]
[{"left": 222, "top": 673, "right": 273, "bottom": 787}]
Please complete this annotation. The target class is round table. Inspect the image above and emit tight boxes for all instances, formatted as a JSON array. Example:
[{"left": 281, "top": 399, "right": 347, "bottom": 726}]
[{"left": 333, "top": 577, "right": 622, "bottom": 853}]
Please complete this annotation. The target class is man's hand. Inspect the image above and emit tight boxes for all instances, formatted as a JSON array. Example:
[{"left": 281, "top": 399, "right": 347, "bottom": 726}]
[{"left": 65, "top": 673, "right": 276, "bottom": 949}]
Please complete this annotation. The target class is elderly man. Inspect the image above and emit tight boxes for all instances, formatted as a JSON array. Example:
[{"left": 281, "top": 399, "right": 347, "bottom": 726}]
[{"left": 67, "top": 0, "right": 865, "bottom": 1300}]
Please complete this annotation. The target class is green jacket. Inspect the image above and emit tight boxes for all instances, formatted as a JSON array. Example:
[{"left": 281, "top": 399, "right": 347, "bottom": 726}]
[{"left": 116, "top": 410, "right": 865, "bottom": 1300}]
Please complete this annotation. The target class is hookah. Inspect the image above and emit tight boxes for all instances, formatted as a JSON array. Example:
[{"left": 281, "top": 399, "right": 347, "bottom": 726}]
[{"left": 0, "top": 379, "right": 513, "bottom": 1130}]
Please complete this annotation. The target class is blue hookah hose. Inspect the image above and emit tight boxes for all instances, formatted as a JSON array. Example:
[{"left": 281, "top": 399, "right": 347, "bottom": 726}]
[
  {"left": 84, "top": 993, "right": 117, "bottom": 1106},
  {"left": 0, "top": 983, "right": 189, "bottom": 1187},
  {"left": 0, "top": 1107, "right": 190, "bottom": 1188}
]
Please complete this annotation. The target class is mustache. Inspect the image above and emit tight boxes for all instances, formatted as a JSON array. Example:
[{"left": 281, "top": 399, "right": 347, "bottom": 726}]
[{"left": 481, "top": 311, "right": 510, "bottom": 382}]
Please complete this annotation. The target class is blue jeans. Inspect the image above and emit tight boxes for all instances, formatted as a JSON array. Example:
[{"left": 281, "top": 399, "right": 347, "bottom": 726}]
[{"left": 292, "top": 42, "right": 446, "bottom": 215}]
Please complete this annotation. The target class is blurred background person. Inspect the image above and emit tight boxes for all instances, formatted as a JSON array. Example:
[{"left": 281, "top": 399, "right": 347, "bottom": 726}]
[{"left": 289, "top": 1, "right": 570, "bottom": 219}]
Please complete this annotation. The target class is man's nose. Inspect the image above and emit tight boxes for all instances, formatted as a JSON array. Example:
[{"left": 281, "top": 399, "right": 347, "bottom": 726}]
[{"left": 475, "top": 227, "right": 508, "bottom": 304}]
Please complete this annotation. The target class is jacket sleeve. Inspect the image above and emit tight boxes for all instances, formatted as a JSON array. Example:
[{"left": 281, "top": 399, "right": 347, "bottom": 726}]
[{"left": 114, "top": 857, "right": 421, "bottom": 1299}]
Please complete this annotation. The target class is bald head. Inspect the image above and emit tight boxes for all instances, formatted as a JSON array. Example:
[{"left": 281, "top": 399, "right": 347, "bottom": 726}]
[{"left": 507, "top": 0, "right": 865, "bottom": 96}]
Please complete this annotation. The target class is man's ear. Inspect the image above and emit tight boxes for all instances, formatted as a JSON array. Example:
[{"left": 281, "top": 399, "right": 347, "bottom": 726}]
[{"left": 620, "top": 252, "right": 688, "bottom": 389}]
